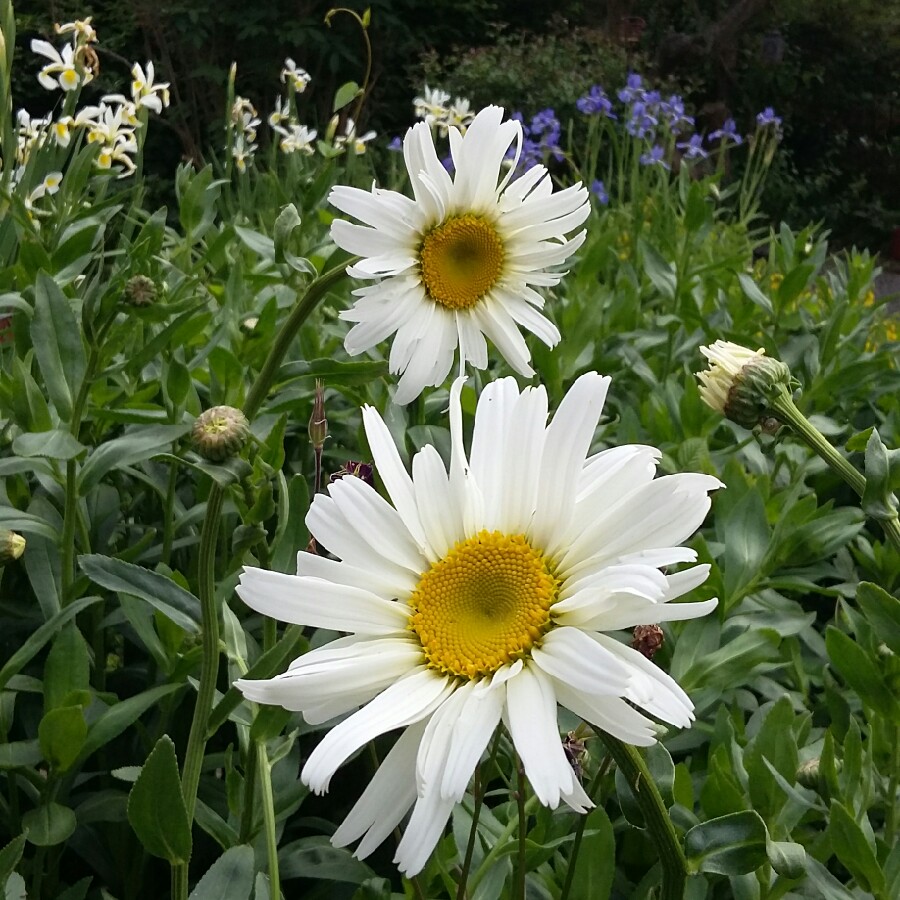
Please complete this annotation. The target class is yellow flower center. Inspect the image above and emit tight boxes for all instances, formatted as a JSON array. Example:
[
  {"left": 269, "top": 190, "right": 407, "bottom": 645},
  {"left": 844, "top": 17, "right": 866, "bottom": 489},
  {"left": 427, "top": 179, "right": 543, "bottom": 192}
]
[
  {"left": 419, "top": 214, "right": 504, "bottom": 310},
  {"left": 409, "top": 530, "right": 558, "bottom": 680}
]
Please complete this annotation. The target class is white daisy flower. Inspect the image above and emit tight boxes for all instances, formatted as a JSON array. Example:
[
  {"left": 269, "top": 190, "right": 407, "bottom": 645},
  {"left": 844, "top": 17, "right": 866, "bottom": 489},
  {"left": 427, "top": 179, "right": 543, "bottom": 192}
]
[
  {"left": 236, "top": 373, "right": 720, "bottom": 876},
  {"left": 329, "top": 105, "right": 590, "bottom": 404}
]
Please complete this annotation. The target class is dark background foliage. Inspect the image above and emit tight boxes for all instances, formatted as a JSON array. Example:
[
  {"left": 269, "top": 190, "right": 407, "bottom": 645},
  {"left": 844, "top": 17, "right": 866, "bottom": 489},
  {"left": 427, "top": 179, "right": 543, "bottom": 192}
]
[{"left": 13, "top": 0, "right": 900, "bottom": 248}]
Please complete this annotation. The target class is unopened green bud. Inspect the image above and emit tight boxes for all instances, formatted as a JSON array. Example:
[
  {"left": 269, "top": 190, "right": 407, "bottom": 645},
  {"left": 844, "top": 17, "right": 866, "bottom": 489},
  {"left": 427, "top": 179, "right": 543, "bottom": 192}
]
[
  {"left": 192, "top": 405, "right": 250, "bottom": 461},
  {"left": 308, "top": 379, "right": 328, "bottom": 450},
  {"left": 795, "top": 758, "right": 819, "bottom": 789},
  {"left": 0, "top": 530, "right": 26, "bottom": 564},
  {"left": 123, "top": 275, "right": 157, "bottom": 307},
  {"left": 696, "top": 340, "right": 793, "bottom": 430}
]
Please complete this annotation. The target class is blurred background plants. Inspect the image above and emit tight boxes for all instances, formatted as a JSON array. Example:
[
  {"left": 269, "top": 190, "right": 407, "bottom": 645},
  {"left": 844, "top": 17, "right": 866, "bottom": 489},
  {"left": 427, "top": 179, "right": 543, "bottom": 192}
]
[{"left": 2, "top": 1, "right": 900, "bottom": 899}]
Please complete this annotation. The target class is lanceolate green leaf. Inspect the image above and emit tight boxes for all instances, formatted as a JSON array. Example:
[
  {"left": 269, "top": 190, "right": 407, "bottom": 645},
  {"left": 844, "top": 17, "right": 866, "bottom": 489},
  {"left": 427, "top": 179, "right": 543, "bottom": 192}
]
[
  {"left": 187, "top": 845, "right": 255, "bottom": 900},
  {"left": 684, "top": 811, "right": 769, "bottom": 876},
  {"left": 30, "top": 271, "right": 86, "bottom": 420},
  {"left": 127, "top": 735, "right": 192, "bottom": 864}
]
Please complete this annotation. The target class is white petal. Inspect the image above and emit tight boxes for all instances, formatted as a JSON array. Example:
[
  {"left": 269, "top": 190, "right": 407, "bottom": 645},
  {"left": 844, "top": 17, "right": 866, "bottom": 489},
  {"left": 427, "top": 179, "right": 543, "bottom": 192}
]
[
  {"left": 505, "top": 666, "right": 586, "bottom": 809},
  {"left": 302, "top": 667, "right": 453, "bottom": 793},
  {"left": 331, "top": 719, "right": 426, "bottom": 857},
  {"left": 412, "top": 444, "right": 461, "bottom": 562},
  {"left": 531, "top": 626, "right": 631, "bottom": 696},
  {"left": 531, "top": 372, "right": 610, "bottom": 554},
  {"left": 394, "top": 783, "right": 456, "bottom": 876},
  {"left": 236, "top": 566, "right": 410, "bottom": 634},
  {"left": 553, "top": 680, "right": 657, "bottom": 746},
  {"left": 470, "top": 298, "right": 534, "bottom": 377}
]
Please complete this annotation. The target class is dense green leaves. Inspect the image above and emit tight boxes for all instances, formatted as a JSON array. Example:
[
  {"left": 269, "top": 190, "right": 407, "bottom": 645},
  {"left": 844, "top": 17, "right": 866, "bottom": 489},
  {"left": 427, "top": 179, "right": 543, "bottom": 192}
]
[{"left": 685, "top": 812, "right": 769, "bottom": 876}]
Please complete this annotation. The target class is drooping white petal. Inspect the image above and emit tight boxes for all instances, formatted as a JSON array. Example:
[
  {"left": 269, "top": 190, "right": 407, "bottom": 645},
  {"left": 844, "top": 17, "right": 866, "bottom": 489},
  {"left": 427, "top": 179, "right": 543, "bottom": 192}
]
[{"left": 531, "top": 626, "right": 631, "bottom": 696}]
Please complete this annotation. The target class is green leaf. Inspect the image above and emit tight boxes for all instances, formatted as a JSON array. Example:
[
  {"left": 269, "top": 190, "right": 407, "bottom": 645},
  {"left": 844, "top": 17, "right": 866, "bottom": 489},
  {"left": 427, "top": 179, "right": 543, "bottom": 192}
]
[
  {"left": 80, "top": 683, "right": 183, "bottom": 761},
  {"left": 77, "top": 423, "right": 190, "bottom": 492},
  {"left": 127, "top": 735, "right": 192, "bottom": 864},
  {"left": 332, "top": 80, "right": 360, "bottom": 113},
  {"left": 828, "top": 799, "right": 884, "bottom": 894},
  {"left": 188, "top": 845, "right": 255, "bottom": 900},
  {"left": 22, "top": 802, "right": 77, "bottom": 847},
  {"left": 0, "top": 741, "right": 42, "bottom": 769},
  {"left": 720, "top": 488, "right": 770, "bottom": 603},
  {"left": 279, "top": 837, "right": 374, "bottom": 883},
  {"left": 273, "top": 203, "right": 306, "bottom": 270},
  {"left": 856, "top": 581, "right": 900, "bottom": 656},
  {"left": 638, "top": 239, "right": 676, "bottom": 299},
  {"left": 825, "top": 626, "right": 899, "bottom": 719},
  {"left": 744, "top": 696, "right": 798, "bottom": 820},
  {"left": 30, "top": 272, "right": 86, "bottom": 420},
  {"left": 0, "top": 505, "right": 59, "bottom": 542},
  {"left": 280, "top": 358, "right": 389, "bottom": 385},
  {"left": 737, "top": 273, "right": 774, "bottom": 315},
  {"left": 38, "top": 706, "right": 87, "bottom": 772},
  {"left": 11, "top": 429, "right": 85, "bottom": 460},
  {"left": 78, "top": 555, "right": 200, "bottom": 633},
  {"left": 862, "top": 428, "right": 899, "bottom": 521},
  {"left": 0, "top": 596, "right": 100, "bottom": 692},
  {"left": 0, "top": 834, "right": 26, "bottom": 886},
  {"left": 234, "top": 225, "right": 275, "bottom": 260},
  {"left": 567, "top": 806, "right": 614, "bottom": 900},
  {"left": 43, "top": 623, "right": 91, "bottom": 712},
  {"left": 766, "top": 840, "right": 806, "bottom": 878},
  {"left": 684, "top": 811, "right": 769, "bottom": 876}
]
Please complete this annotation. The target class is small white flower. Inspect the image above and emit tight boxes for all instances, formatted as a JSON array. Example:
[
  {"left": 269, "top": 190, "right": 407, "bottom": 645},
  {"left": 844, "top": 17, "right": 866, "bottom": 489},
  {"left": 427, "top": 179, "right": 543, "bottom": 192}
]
[
  {"left": 696, "top": 341, "right": 767, "bottom": 414},
  {"left": 130, "top": 62, "right": 170, "bottom": 113},
  {"left": 268, "top": 95, "right": 291, "bottom": 129},
  {"left": 446, "top": 97, "right": 475, "bottom": 133},
  {"left": 280, "top": 58, "right": 311, "bottom": 93},
  {"left": 31, "top": 39, "right": 90, "bottom": 92},
  {"left": 236, "top": 373, "right": 720, "bottom": 876},
  {"left": 413, "top": 85, "right": 450, "bottom": 121},
  {"left": 232, "top": 97, "right": 260, "bottom": 143},
  {"left": 329, "top": 105, "right": 591, "bottom": 404},
  {"left": 274, "top": 122, "right": 317, "bottom": 155},
  {"left": 27, "top": 171, "right": 64, "bottom": 206},
  {"left": 334, "top": 118, "right": 376, "bottom": 155},
  {"left": 231, "top": 133, "right": 256, "bottom": 173},
  {"left": 55, "top": 18, "right": 97, "bottom": 45}
]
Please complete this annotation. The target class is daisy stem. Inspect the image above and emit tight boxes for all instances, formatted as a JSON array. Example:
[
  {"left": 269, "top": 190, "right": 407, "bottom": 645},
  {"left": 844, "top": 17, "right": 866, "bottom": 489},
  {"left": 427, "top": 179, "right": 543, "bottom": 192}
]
[
  {"left": 559, "top": 751, "right": 613, "bottom": 900},
  {"left": 468, "top": 794, "right": 541, "bottom": 893},
  {"left": 457, "top": 732, "right": 501, "bottom": 900},
  {"left": 243, "top": 258, "right": 356, "bottom": 421},
  {"left": 258, "top": 740, "right": 281, "bottom": 898},
  {"left": 515, "top": 756, "right": 527, "bottom": 900},
  {"left": 596, "top": 732, "right": 687, "bottom": 900}
]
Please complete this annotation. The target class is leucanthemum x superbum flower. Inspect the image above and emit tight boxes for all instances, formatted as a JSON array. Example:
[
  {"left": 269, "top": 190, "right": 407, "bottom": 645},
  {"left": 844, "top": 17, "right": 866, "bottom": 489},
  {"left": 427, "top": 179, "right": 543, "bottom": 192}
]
[
  {"left": 236, "top": 373, "right": 721, "bottom": 875},
  {"left": 329, "top": 105, "right": 590, "bottom": 404}
]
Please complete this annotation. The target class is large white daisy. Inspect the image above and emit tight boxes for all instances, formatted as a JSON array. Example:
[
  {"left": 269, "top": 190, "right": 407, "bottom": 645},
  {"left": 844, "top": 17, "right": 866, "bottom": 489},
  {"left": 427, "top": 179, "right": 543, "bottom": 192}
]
[
  {"left": 328, "top": 105, "right": 590, "bottom": 404},
  {"left": 236, "top": 373, "right": 720, "bottom": 875}
]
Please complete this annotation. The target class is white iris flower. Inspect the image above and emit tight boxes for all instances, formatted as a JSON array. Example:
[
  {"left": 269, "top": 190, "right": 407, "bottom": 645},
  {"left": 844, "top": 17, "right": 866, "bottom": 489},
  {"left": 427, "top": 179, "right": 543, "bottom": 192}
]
[
  {"left": 236, "top": 373, "right": 720, "bottom": 875},
  {"left": 31, "top": 39, "right": 91, "bottom": 92}
]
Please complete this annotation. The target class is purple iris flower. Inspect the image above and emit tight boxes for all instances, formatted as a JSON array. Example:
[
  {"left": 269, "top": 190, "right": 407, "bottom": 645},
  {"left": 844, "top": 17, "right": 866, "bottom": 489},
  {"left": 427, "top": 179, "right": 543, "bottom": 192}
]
[
  {"left": 618, "top": 72, "right": 644, "bottom": 103},
  {"left": 626, "top": 101, "right": 658, "bottom": 139},
  {"left": 576, "top": 85, "right": 617, "bottom": 119},
  {"left": 639, "top": 145, "right": 670, "bottom": 169},
  {"left": 756, "top": 107, "right": 782, "bottom": 128},
  {"left": 387, "top": 136, "right": 403, "bottom": 152},
  {"left": 676, "top": 133, "right": 707, "bottom": 160},
  {"left": 709, "top": 118, "right": 743, "bottom": 145},
  {"left": 530, "top": 108, "right": 558, "bottom": 134},
  {"left": 661, "top": 94, "right": 694, "bottom": 135},
  {"left": 590, "top": 179, "right": 609, "bottom": 205}
]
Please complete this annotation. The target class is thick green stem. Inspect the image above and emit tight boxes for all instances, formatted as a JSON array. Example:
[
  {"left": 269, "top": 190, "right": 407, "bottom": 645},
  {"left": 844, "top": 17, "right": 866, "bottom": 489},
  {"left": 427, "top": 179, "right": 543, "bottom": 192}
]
[
  {"left": 243, "top": 260, "right": 355, "bottom": 421},
  {"left": 770, "top": 393, "right": 900, "bottom": 554},
  {"left": 515, "top": 757, "right": 527, "bottom": 900},
  {"left": 598, "top": 732, "right": 687, "bottom": 900},
  {"left": 258, "top": 742, "right": 281, "bottom": 899},
  {"left": 239, "top": 740, "right": 259, "bottom": 843}
]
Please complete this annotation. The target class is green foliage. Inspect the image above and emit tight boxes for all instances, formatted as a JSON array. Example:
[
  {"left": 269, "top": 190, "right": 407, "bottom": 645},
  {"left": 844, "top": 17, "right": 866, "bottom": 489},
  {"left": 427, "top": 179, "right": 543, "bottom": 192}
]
[{"left": 1, "top": 3, "right": 900, "bottom": 899}]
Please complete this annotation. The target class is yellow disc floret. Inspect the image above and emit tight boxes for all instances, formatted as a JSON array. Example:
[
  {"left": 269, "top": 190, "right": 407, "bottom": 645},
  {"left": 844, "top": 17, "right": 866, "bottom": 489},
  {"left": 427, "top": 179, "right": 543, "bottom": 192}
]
[
  {"left": 419, "top": 214, "right": 504, "bottom": 310},
  {"left": 409, "top": 530, "right": 559, "bottom": 680}
]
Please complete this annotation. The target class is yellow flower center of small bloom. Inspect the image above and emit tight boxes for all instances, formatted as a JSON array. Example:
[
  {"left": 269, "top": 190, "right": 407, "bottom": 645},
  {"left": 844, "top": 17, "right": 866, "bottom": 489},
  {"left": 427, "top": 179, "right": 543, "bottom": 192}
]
[
  {"left": 409, "top": 530, "right": 558, "bottom": 680},
  {"left": 419, "top": 214, "right": 504, "bottom": 310}
]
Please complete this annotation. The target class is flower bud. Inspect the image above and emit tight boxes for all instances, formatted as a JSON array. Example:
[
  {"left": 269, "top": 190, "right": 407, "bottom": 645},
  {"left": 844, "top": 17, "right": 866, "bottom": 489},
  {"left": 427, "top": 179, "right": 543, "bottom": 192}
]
[
  {"left": 795, "top": 758, "right": 819, "bottom": 789},
  {"left": 0, "top": 530, "right": 26, "bottom": 564},
  {"left": 308, "top": 379, "right": 328, "bottom": 451},
  {"left": 123, "top": 275, "right": 157, "bottom": 307},
  {"left": 696, "top": 340, "right": 793, "bottom": 430},
  {"left": 192, "top": 406, "right": 250, "bottom": 461}
]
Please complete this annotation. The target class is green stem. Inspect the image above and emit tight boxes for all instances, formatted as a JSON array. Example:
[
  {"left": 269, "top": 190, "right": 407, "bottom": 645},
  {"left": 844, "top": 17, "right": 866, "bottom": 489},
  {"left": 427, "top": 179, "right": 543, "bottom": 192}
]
[
  {"left": 161, "top": 455, "right": 178, "bottom": 566},
  {"left": 469, "top": 794, "right": 541, "bottom": 893},
  {"left": 174, "top": 484, "right": 225, "bottom": 900},
  {"left": 239, "top": 740, "right": 259, "bottom": 843},
  {"left": 560, "top": 751, "right": 613, "bottom": 900},
  {"left": 770, "top": 393, "right": 900, "bottom": 554},
  {"left": 597, "top": 732, "right": 686, "bottom": 900},
  {"left": 243, "top": 260, "right": 354, "bottom": 420},
  {"left": 258, "top": 742, "right": 281, "bottom": 899},
  {"left": 515, "top": 757, "right": 527, "bottom": 900},
  {"left": 887, "top": 724, "right": 900, "bottom": 846}
]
